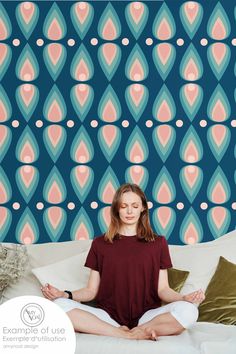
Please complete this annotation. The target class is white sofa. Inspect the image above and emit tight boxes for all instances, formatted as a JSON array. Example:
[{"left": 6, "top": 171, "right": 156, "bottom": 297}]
[{"left": 1, "top": 230, "right": 236, "bottom": 354}]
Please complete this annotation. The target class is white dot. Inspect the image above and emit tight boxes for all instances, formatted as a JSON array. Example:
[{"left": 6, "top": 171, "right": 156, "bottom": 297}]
[
  {"left": 90, "top": 120, "right": 98, "bottom": 128},
  {"left": 67, "top": 202, "right": 75, "bottom": 210},
  {"left": 122, "top": 38, "right": 129, "bottom": 46},
  {"left": 231, "top": 202, "right": 236, "bottom": 210},
  {"left": 67, "top": 120, "right": 74, "bottom": 128},
  {"left": 122, "top": 120, "right": 129, "bottom": 128},
  {"left": 231, "top": 38, "right": 236, "bottom": 46},
  {"left": 145, "top": 120, "right": 153, "bottom": 128},
  {"left": 68, "top": 39, "right": 75, "bottom": 46},
  {"left": 12, "top": 120, "right": 19, "bottom": 128},
  {"left": 90, "top": 38, "right": 98, "bottom": 46},
  {"left": 35, "top": 120, "right": 43, "bottom": 128},
  {"left": 146, "top": 38, "right": 153, "bottom": 46},
  {"left": 147, "top": 201, "right": 153, "bottom": 209},
  {"left": 200, "top": 119, "right": 207, "bottom": 127},
  {"left": 12, "top": 202, "right": 20, "bottom": 210},
  {"left": 200, "top": 38, "right": 208, "bottom": 46},
  {"left": 177, "top": 38, "right": 184, "bottom": 46},
  {"left": 12, "top": 39, "right": 20, "bottom": 46},
  {"left": 176, "top": 120, "right": 183, "bottom": 127},
  {"left": 200, "top": 202, "right": 208, "bottom": 210},
  {"left": 24, "top": 2, "right": 31, "bottom": 10},
  {"left": 36, "top": 202, "right": 44, "bottom": 210},
  {"left": 231, "top": 120, "right": 236, "bottom": 127},
  {"left": 36, "top": 39, "right": 44, "bottom": 46},
  {"left": 177, "top": 202, "right": 184, "bottom": 210},
  {"left": 91, "top": 201, "right": 98, "bottom": 209}
]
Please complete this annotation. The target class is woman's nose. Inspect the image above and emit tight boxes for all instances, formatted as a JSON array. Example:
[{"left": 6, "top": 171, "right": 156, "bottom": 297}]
[{"left": 127, "top": 206, "right": 132, "bottom": 214}]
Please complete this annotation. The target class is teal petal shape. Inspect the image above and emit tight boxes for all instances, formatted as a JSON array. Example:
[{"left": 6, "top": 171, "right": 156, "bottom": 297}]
[
  {"left": 152, "top": 207, "right": 176, "bottom": 239},
  {"left": 152, "top": 125, "right": 176, "bottom": 162},
  {"left": 207, "top": 207, "right": 231, "bottom": 239},
  {"left": 98, "top": 3, "right": 121, "bottom": 40},
  {"left": 70, "top": 126, "right": 94, "bottom": 163},
  {"left": 207, "top": 43, "right": 230, "bottom": 81},
  {"left": 125, "top": 84, "right": 149, "bottom": 122},
  {"left": 125, "top": 44, "right": 149, "bottom": 81},
  {"left": 98, "top": 43, "right": 121, "bottom": 81},
  {"left": 0, "top": 126, "right": 12, "bottom": 163},
  {"left": 98, "top": 84, "right": 121, "bottom": 122},
  {"left": 43, "top": 84, "right": 67, "bottom": 122},
  {"left": 70, "top": 166, "right": 94, "bottom": 203},
  {"left": 180, "top": 83, "right": 203, "bottom": 121},
  {"left": 98, "top": 166, "right": 120, "bottom": 204},
  {"left": 152, "top": 43, "right": 176, "bottom": 81},
  {"left": 152, "top": 84, "right": 176, "bottom": 122},
  {"left": 15, "top": 84, "right": 39, "bottom": 122},
  {"left": 207, "top": 84, "right": 230, "bottom": 122},
  {"left": 0, "top": 3, "right": 12, "bottom": 39},
  {"left": 70, "top": 84, "right": 94, "bottom": 122},
  {"left": 0, "top": 166, "right": 12, "bottom": 203},
  {"left": 0, "top": 84, "right": 12, "bottom": 122},
  {"left": 0, "top": 44, "right": 12, "bottom": 80},
  {"left": 43, "top": 206, "right": 67, "bottom": 241},
  {"left": 16, "top": 207, "right": 39, "bottom": 244},
  {"left": 180, "top": 207, "right": 203, "bottom": 244},
  {"left": 98, "top": 125, "right": 121, "bottom": 162},
  {"left": 179, "top": 165, "right": 203, "bottom": 203},
  {"left": 179, "top": 2, "right": 203, "bottom": 39},
  {"left": 0, "top": 207, "right": 12, "bottom": 242},
  {"left": 125, "top": 2, "right": 149, "bottom": 40},
  {"left": 15, "top": 126, "right": 39, "bottom": 163},
  {"left": 15, "top": 44, "right": 39, "bottom": 81},
  {"left": 15, "top": 166, "right": 39, "bottom": 203},
  {"left": 152, "top": 3, "right": 176, "bottom": 40},
  {"left": 207, "top": 166, "right": 231, "bottom": 204},
  {"left": 180, "top": 126, "right": 203, "bottom": 163},
  {"left": 16, "top": 2, "right": 39, "bottom": 39},
  {"left": 179, "top": 43, "right": 203, "bottom": 81},
  {"left": 152, "top": 167, "right": 176, "bottom": 204},
  {"left": 43, "top": 3, "right": 67, "bottom": 40},
  {"left": 207, "top": 125, "right": 231, "bottom": 162},
  {"left": 70, "top": 207, "right": 94, "bottom": 240},
  {"left": 43, "top": 125, "right": 67, "bottom": 162},
  {"left": 207, "top": 2, "right": 231, "bottom": 40},
  {"left": 70, "top": 2, "right": 94, "bottom": 40},
  {"left": 43, "top": 43, "right": 67, "bottom": 81},
  {"left": 70, "top": 44, "right": 94, "bottom": 81},
  {"left": 125, "top": 126, "right": 149, "bottom": 163},
  {"left": 125, "top": 165, "right": 149, "bottom": 191},
  {"left": 98, "top": 206, "right": 111, "bottom": 233},
  {"left": 43, "top": 166, "right": 67, "bottom": 204}
]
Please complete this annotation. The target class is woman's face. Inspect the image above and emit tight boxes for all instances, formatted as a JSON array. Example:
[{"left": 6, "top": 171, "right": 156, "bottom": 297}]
[{"left": 118, "top": 191, "right": 144, "bottom": 227}]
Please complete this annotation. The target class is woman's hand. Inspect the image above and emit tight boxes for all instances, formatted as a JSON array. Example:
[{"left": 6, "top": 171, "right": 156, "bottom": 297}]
[
  {"left": 183, "top": 289, "right": 205, "bottom": 304},
  {"left": 41, "top": 283, "right": 65, "bottom": 300}
]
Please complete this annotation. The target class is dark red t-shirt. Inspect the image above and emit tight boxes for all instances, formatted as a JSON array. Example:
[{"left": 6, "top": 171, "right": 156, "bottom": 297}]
[{"left": 84, "top": 234, "right": 172, "bottom": 328}]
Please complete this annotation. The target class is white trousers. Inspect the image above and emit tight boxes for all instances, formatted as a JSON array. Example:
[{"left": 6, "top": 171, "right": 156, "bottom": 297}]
[{"left": 54, "top": 298, "right": 199, "bottom": 329}]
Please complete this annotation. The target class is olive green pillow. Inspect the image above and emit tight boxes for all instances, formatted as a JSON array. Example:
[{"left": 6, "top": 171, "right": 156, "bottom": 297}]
[
  {"left": 167, "top": 268, "right": 190, "bottom": 292},
  {"left": 198, "top": 256, "right": 236, "bottom": 325}
]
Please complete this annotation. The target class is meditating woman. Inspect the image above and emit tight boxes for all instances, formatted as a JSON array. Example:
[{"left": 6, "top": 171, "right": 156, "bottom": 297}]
[{"left": 41, "top": 183, "right": 205, "bottom": 340}]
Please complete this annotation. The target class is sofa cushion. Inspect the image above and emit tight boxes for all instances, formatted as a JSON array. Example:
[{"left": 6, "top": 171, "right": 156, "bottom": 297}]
[{"left": 198, "top": 256, "right": 236, "bottom": 325}]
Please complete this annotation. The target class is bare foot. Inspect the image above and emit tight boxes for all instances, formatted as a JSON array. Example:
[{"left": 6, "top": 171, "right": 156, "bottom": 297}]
[{"left": 127, "top": 327, "right": 155, "bottom": 340}]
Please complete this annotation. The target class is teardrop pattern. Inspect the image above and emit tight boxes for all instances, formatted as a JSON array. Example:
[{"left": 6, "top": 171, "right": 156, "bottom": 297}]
[
  {"left": 43, "top": 2, "right": 67, "bottom": 40},
  {"left": 152, "top": 3, "right": 176, "bottom": 40},
  {"left": 179, "top": 165, "right": 203, "bottom": 203},
  {"left": 152, "top": 167, "right": 176, "bottom": 204},
  {"left": 0, "top": 166, "right": 12, "bottom": 204},
  {"left": 16, "top": 2, "right": 39, "bottom": 39},
  {"left": 15, "top": 44, "right": 39, "bottom": 81},
  {"left": 70, "top": 44, "right": 94, "bottom": 81},
  {"left": 207, "top": 43, "right": 230, "bottom": 80},
  {"left": 98, "top": 85, "right": 121, "bottom": 122},
  {"left": 125, "top": 84, "right": 148, "bottom": 122},
  {"left": 43, "top": 206, "right": 67, "bottom": 241},
  {"left": 125, "top": 2, "right": 149, "bottom": 40},
  {"left": 152, "top": 125, "right": 176, "bottom": 162},
  {"left": 152, "top": 85, "right": 176, "bottom": 122},
  {"left": 180, "top": 126, "right": 203, "bottom": 163},
  {"left": 0, "top": 207, "right": 12, "bottom": 242},
  {"left": 98, "top": 206, "right": 111, "bottom": 233},
  {"left": 43, "top": 166, "right": 67, "bottom": 204},
  {"left": 70, "top": 84, "right": 94, "bottom": 122},
  {"left": 152, "top": 43, "right": 176, "bottom": 81},
  {"left": 207, "top": 207, "right": 231, "bottom": 239},
  {"left": 207, "top": 84, "right": 230, "bottom": 122},
  {"left": 15, "top": 207, "right": 39, "bottom": 244},
  {"left": 98, "top": 3, "right": 121, "bottom": 40},
  {"left": 152, "top": 207, "right": 176, "bottom": 239},
  {"left": 179, "top": 83, "right": 203, "bottom": 121},
  {"left": 70, "top": 207, "right": 94, "bottom": 240},
  {"left": 180, "top": 207, "right": 203, "bottom": 244},
  {"left": 98, "top": 166, "right": 120, "bottom": 204},
  {"left": 15, "top": 84, "right": 39, "bottom": 121},
  {"left": 125, "top": 165, "right": 149, "bottom": 191},
  {"left": 43, "top": 43, "right": 67, "bottom": 81},
  {"left": 15, "top": 166, "right": 39, "bottom": 203},
  {"left": 0, "top": 85, "right": 12, "bottom": 122},
  {"left": 179, "top": 2, "right": 203, "bottom": 39},
  {"left": 207, "top": 125, "right": 231, "bottom": 162},
  {"left": 125, "top": 126, "right": 149, "bottom": 163},
  {"left": 70, "top": 2, "right": 94, "bottom": 40},
  {"left": 0, "top": 125, "right": 12, "bottom": 163},
  {"left": 207, "top": 2, "right": 231, "bottom": 40},
  {"left": 180, "top": 44, "right": 203, "bottom": 81},
  {"left": 70, "top": 126, "right": 94, "bottom": 163},
  {"left": 15, "top": 126, "right": 39, "bottom": 163},
  {"left": 0, "top": 3, "right": 12, "bottom": 40},
  {"left": 98, "top": 43, "right": 121, "bottom": 81},
  {"left": 98, "top": 125, "right": 121, "bottom": 162},
  {"left": 43, "top": 125, "right": 67, "bottom": 162},
  {"left": 70, "top": 166, "right": 94, "bottom": 203},
  {"left": 43, "top": 85, "right": 67, "bottom": 122},
  {"left": 125, "top": 44, "right": 149, "bottom": 81},
  {"left": 0, "top": 44, "right": 12, "bottom": 80},
  {"left": 207, "top": 166, "right": 230, "bottom": 204}
]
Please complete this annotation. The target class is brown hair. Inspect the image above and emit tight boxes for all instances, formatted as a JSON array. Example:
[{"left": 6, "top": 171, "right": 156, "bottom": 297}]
[{"left": 104, "top": 183, "right": 156, "bottom": 243}]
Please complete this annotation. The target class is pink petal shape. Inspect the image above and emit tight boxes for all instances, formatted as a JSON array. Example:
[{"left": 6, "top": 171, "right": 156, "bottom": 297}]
[
  {"left": 48, "top": 206, "right": 62, "bottom": 229},
  {"left": 0, "top": 19, "right": 8, "bottom": 40},
  {"left": 48, "top": 99, "right": 63, "bottom": 122},
  {"left": 184, "top": 141, "right": 199, "bottom": 163},
  {"left": 211, "top": 125, "right": 226, "bottom": 147},
  {"left": 157, "top": 18, "right": 171, "bottom": 40},
  {"left": 75, "top": 141, "right": 90, "bottom": 163},
  {"left": 212, "top": 18, "right": 226, "bottom": 40},
  {"left": 75, "top": 84, "right": 90, "bottom": 107},
  {"left": 0, "top": 43, "right": 8, "bottom": 66},
  {"left": 130, "top": 141, "right": 144, "bottom": 163},
  {"left": 212, "top": 99, "right": 226, "bottom": 122},
  {"left": 184, "top": 222, "right": 198, "bottom": 244},
  {"left": 102, "top": 99, "right": 117, "bottom": 122},
  {"left": 157, "top": 43, "right": 172, "bottom": 66},
  {"left": 0, "top": 99, "right": 8, "bottom": 122},
  {"left": 75, "top": 222, "right": 89, "bottom": 240},
  {"left": 102, "top": 43, "right": 117, "bottom": 66},
  {"left": 48, "top": 18, "right": 62, "bottom": 40},
  {"left": 130, "top": 2, "right": 144, "bottom": 24},
  {"left": 19, "top": 165, "right": 35, "bottom": 188},
  {"left": 48, "top": 181, "right": 63, "bottom": 204},
  {"left": 0, "top": 181, "right": 7, "bottom": 203},
  {"left": 184, "top": 58, "right": 199, "bottom": 81},
  {"left": 157, "top": 99, "right": 172, "bottom": 122},
  {"left": 75, "top": 165, "right": 90, "bottom": 188},
  {"left": 157, "top": 182, "right": 172, "bottom": 203},
  {"left": 184, "top": 2, "right": 199, "bottom": 25},
  {"left": 130, "top": 59, "right": 144, "bottom": 81},
  {"left": 20, "top": 2, "right": 35, "bottom": 25},
  {"left": 102, "top": 181, "right": 116, "bottom": 204},
  {"left": 102, "top": 206, "right": 111, "bottom": 227},
  {"left": 156, "top": 125, "right": 171, "bottom": 147},
  {"left": 102, "top": 125, "right": 117, "bottom": 147},
  {"left": 129, "top": 165, "right": 144, "bottom": 185},
  {"left": 184, "top": 165, "right": 199, "bottom": 189},
  {"left": 75, "top": 59, "right": 89, "bottom": 81},
  {"left": 212, "top": 206, "right": 226, "bottom": 229},
  {"left": 0, "top": 125, "right": 7, "bottom": 148},
  {"left": 184, "top": 84, "right": 199, "bottom": 107},
  {"left": 20, "top": 58, "right": 35, "bottom": 81},
  {"left": 211, "top": 181, "right": 226, "bottom": 204},
  {"left": 130, "top": 84, "right": 144, "bottom": 107},
  {"left": 20, "top": 141, "right": 35, "bottom": 163},
  {"left": 20, "top": 84, "right": 35, "bottom": 107},
  {"left": 48, "top": 43, "right": 62, "bottom": 66},
  {"left": 75, "top": 2, "right": 89, "bottom": 25},
  {"left": 0, "top": 206, "right": 7, "bottom": 229},
  {"left": 20, "top": 222, "right": 35, "bottom": 244},
  {"left": 48, "top": 125, "right": 62, "bottom": 148},
  {"left": 157, "top": 206, "right": 172, "bottom": 229},
  {"left": 102, "top": 18, "right": 117, "bottom": 40},
  {"left": 211, "top": 43, "right": 226, "bottom": 66}
]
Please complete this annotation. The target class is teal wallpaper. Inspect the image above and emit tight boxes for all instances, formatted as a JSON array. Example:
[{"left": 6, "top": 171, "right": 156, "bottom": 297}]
[{"left": 0, "top": 1, "right": 235, "bottom": 244}]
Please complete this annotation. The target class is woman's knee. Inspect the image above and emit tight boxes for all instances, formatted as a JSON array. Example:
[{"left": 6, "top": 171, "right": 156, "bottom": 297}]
[{"left": 171, "top": 301, "right": 199, "bottom": 329}]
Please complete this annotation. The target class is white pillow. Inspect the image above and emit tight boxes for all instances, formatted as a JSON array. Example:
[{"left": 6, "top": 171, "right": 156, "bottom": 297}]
[{"left": 31, "top": 251, "right": 90, "bottom": 291}]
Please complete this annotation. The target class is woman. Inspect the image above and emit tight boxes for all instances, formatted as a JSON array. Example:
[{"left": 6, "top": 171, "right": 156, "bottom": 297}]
[{"left": 41, "top": 183, "right": 205, "bottom": 340}]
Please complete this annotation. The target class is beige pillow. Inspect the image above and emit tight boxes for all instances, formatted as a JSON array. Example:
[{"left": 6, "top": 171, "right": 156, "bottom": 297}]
[{"left": 32, "top": 251, "right": 90, "bottom": 291}]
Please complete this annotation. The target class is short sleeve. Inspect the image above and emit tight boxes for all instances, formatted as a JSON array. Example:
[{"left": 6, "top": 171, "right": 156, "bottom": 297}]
[
  {"left": 160, "top": 236, "right": 173, "bottom": 269},
  {"left": 84, "top": 240, "right": 99, "bottom": 271}
]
